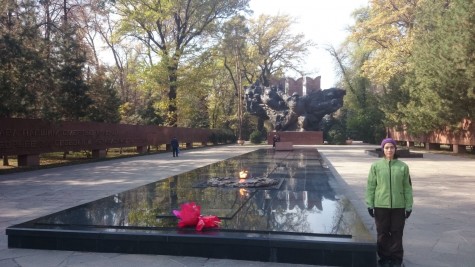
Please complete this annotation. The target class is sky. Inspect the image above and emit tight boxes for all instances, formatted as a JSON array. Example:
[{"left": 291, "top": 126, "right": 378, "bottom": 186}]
[{"left": 249, "top": 0, "right": 369, "bottom": 89}]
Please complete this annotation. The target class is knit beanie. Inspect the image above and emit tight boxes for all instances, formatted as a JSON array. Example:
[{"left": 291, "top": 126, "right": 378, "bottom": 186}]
[{"left": 381, "top": 138, "right": 397, "bottom": 149}]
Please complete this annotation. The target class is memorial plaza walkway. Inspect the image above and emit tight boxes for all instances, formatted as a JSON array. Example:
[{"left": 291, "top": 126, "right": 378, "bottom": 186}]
[{"left": 0, "top": 143, "right": 474, "bottom": 267}]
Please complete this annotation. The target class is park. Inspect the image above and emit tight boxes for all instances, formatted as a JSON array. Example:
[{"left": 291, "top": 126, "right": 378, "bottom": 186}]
[{"left": 1, "top": 1, "right": 475, "bottom": 267}]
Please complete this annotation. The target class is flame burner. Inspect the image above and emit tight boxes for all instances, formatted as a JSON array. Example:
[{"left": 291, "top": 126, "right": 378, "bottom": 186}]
[{"left": 207, "top": 177, "right": 279, "bottom": 188}]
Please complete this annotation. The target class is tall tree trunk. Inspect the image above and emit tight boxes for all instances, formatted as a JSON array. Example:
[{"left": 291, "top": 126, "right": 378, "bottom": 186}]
[{"left": 167, "top": 61, "right": 178, "bottom": 127}]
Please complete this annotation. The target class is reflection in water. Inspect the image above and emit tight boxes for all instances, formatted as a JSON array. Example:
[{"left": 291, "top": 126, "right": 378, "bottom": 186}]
[{"left": 33, "top": 149, "right": 371, "bottom": 240}]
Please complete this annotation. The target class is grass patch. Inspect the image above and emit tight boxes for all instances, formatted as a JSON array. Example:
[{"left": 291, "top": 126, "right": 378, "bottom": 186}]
[{"left": 1, "top": 143, "right": 209, "bottom": 175}]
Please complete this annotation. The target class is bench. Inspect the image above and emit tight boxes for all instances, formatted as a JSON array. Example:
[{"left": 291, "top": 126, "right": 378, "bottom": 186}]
[{"left": 275, "top": 142, "right": 293, "bottom": 151}]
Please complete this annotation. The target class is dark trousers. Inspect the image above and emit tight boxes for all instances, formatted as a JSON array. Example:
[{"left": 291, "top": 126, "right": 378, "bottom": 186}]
[
  {"left": 172, "top": 148, "right": 178, "bottom": 157},
  {"left": 374, "top": 208, "right": 406, "bottom": 263}
]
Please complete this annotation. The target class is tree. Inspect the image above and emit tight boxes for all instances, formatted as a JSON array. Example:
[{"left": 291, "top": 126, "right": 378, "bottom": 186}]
[
  {"left": 138, "top": 92, "right": 164, "bottom": 125},
  {"left": 202, "top": 50, "right": 240, "bottom": 131},
  {"left": 174, "top": 49, "right": 213, "bottom": 128},
  {"left": 400, "top": 0, "right": 475, "bottom": 135},
  {"left": 219, "top": 15, "right": 249, "bottom": 139},
  {"left": 88, "top": 0, "right": 144, "bottom": 109},
  {"left": 86, "top": 68, "right": 122, "bottom": 123},
  {"left": 115, "top": 0, "right": 250, "bottom": 126},
  {"left": 0, "top": 0, "right": 47, "bottom": 118},
  {"left": 220, "top": 15, "right": 248, "bottom": 95},
  {"left": 0, "top": 0, "right": 128, "bottom": 125},
  {"left": 349, "top": 3, "right": 415, "bottom": 133},
  {"left": 247, "top": 14, "right": 314, "bottom": 86},
  {"left": 53, "top": 24, "right": 92, "bottom": 121},
  {"left": 345, "top": 0, "right": 475, "bottom": 138},
  {"left": 350, "top": 1, "right": 418, "bottom": 86},
  {"left": 328, "top": 43, "right": 385, "bottom": 144}
]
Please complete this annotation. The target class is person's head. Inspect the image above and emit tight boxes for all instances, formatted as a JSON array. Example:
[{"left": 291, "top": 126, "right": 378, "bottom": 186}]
[{"left": 381, "top": 138, "right": 397, "bottom": 159}]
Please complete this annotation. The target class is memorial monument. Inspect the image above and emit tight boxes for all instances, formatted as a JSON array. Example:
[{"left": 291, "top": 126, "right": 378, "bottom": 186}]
[{"left": 245, "top": 78, "right": 346, "bottom": 132}]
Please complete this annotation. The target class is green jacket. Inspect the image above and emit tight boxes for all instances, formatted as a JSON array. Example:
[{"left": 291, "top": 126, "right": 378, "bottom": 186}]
[{"left": 365, "top": 158, "right": 413, "bottom": 211}]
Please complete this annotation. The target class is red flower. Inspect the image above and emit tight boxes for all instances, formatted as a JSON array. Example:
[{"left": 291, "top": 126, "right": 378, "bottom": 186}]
[
  {"left": 173, "top": 202, "right": 200, "bottom": 228},
  {"left": 196, "top": 215, "right": 221, "bottom": 231},
  {"left": 173, "top": 202, "right": 221, "bottom": 231}
]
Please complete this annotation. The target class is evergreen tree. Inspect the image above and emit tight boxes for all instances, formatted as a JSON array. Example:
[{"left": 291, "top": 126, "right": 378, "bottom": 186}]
[
  {"left": 0, "top": 0, "right": 46, "bottom": 118},
  {"left": 139, "top": 92, "right": 163, "bottom": 125},
  {"left": 401, "top": 0, "right": 475, "bottom": 134},
  {"left": 53, "top": 25, "right": 92, "bottom": 120},
  {"left": 86, "top": 68, "right": 122, "bottom": 123}
]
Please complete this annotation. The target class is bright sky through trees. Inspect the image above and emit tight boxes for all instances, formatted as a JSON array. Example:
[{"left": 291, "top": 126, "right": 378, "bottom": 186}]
[{"left": 250, "top": 0, "right": 368, "bottom": 88}]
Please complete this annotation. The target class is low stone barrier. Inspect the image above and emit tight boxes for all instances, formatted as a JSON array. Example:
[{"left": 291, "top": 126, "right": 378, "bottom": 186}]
[{"left": 275, "top": 142, "right": 293, "bottom": 151}]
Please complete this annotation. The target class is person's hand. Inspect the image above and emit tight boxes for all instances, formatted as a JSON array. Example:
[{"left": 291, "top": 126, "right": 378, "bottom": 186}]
[
  {"left": 368, "top": 208, "right": 374, "bottom": 218},
  {"left": 405, "top": 210, "right": 412, "bottom": 219}
]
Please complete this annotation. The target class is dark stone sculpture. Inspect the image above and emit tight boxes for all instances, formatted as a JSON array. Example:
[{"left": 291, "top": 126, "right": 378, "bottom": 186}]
[{"left": 245, "top": 83, "right": 346, "bottom": 131}]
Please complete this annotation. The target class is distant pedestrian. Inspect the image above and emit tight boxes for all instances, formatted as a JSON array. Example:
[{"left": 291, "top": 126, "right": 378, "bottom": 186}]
[
  {"left": 365, "top": 138, "right": 413, "bottom": 267},
  {"left": 171, "top": 137, "right": 179, "bottom": 157}
]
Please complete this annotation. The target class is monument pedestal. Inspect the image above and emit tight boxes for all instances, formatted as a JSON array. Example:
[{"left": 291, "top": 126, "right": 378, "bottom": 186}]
[
  {"left": 268, "top": 131, "right": 323, "bottom": 145},
  {"left": 275, "top": 142, "right": 293, "bottom": 150}
]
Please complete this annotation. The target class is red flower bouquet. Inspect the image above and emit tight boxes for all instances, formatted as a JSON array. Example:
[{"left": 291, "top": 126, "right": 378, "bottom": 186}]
[{"left": 173, "top": 202, "right": 221, "bottom": 231}]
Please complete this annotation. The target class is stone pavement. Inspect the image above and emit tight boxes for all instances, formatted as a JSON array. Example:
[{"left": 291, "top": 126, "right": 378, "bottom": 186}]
[
  {"left": 1, "top": 144, "right": 474, "bottom": 267},
  {"left": 317, "top": 145, "right": 475, "bottom": 267}
]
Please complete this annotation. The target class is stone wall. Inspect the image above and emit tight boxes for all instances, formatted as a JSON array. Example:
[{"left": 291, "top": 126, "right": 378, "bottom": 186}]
[{"left": 0, "top": 118, "right": 215, "bottom": 164}]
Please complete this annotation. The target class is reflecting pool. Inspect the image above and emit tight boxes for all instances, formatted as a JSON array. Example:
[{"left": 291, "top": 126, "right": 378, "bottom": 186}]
[{"left": 8, "top": 148, "right": 376, "bottom": 266}]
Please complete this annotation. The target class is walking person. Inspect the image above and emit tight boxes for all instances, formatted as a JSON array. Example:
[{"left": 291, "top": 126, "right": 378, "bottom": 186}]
[
  {"left": 366, "top": 138, "right": 413, "bottom": 267},
  {"left": 171, "top": 137, "right": 179, "bottom": 157}
]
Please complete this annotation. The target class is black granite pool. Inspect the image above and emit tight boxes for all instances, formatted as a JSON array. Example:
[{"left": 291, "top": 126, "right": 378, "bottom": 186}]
[{"left": 7, "top": 148, "right": 376, "bottom": 266}]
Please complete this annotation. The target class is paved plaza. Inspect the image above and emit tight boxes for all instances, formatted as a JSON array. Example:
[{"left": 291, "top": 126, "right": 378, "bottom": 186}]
[{"left": 1, "top": 144, "right": 474, "bottom": 267}]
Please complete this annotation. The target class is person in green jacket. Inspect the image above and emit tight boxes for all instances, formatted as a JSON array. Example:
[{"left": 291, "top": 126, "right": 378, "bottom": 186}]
[{"left": 366, "top": 138, "right": 413, "bottom": 267}]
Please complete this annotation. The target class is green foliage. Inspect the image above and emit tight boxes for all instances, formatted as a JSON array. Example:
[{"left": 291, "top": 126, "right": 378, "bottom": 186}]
[
  {"left": 7, "top": 0, "right": 473, "bottom": 144},
  {"left": 350, "top": 1, "right": 416, "bottom": 85},
  {"left": 221, "top": 15, "right": 249, "bottom": 93},
  {"left": 138, "top": 94, "right": 163, "bottom": 125},
  {"left": 175, "top": 51, "right": 215, "bottom": 128},
  {"left": 399, "top": 0, "right": 475, "bottom": 135},
  {"left": 249, "top": 130, "right": 263, "bottom": 144},
  {"left": 345, "top": 0, "right": 475, "bottom": 139},
  {"left": 248, "top": 14, "right": 314, "bottom": 86},
  {"left": 86, "top": 72, "right": 122, "bottom": 123},
  {"left": 209, "top": 129, "right": 237, "bottom": 144},
  {"left": 239, "top": 113, "right": 258, "bottom": 140},
  {"left": 0, "top": 34, "right": 40, "bottom": 117},
  {"left": 115, "top": 0, "right": 250, "bottom": 126},
  {"left": 0, "top": 0, "right": 102, "bottom": 121},
  {"left": 326, "top": 127, "right": 347, "bottom": 145},
  {"left": 53, "top": 26, "right": 92, "bottom": 121},
  {"left": 322, "top": 114, "right": 347, "bottom": 145},
  {"left": 206, "top": 71, "right": 237, "bottom": 130},
  {"left": 0, "top": 0, "right": 46, "bottom": 118},
  {"left": 328, "top": 40, "right": 386, "bottom": 144}
]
